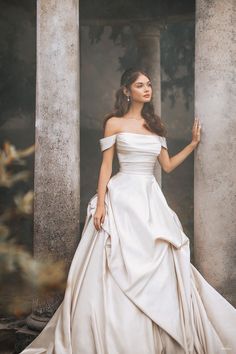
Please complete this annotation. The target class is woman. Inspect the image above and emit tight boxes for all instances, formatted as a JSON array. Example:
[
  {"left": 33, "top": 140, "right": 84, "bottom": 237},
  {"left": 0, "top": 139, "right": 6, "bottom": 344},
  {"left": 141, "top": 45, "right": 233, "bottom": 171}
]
[{"left": 20, "top": 68, "right": 236, "bottom": 354}]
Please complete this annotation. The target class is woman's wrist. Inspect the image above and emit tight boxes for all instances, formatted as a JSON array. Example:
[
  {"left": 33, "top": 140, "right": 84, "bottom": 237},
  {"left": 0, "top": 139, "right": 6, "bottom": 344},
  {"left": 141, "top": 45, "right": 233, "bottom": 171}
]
[
  {"left": 97, "top": 200, "right": 105, "bottom": 208},
  {"left": 189, "top": 141, "right": 198, "bottom": 150}
]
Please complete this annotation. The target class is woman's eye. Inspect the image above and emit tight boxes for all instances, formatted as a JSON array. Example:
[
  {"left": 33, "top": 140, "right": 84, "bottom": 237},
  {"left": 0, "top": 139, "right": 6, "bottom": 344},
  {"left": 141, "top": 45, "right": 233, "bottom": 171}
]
[{"left": 136, "top": 83, "right": 152, "bottom": 88}]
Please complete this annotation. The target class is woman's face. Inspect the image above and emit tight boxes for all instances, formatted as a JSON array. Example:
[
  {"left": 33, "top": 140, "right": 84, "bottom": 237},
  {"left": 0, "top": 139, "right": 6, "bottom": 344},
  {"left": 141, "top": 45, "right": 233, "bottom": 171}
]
[{"left": 128, "top": 74, "right": 153, "bottom": 103}]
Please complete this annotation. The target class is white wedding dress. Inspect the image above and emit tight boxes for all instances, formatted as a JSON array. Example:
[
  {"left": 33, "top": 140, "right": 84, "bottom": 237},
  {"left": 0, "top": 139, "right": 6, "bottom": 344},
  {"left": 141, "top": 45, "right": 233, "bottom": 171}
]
[{"left": 20, "top": 132, "right": 236, "bottom": 354}]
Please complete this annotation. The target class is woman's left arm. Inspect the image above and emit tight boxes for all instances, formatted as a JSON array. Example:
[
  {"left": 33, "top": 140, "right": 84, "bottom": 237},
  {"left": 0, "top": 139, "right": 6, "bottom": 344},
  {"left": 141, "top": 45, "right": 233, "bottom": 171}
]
[{"left": 158, "top": 117, "right": 201, "bottom": 173}]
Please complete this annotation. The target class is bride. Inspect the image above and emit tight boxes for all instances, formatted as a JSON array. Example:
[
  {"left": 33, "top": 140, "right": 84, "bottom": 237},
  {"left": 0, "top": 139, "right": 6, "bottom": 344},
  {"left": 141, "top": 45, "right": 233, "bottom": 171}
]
[{"left": 20, "top": 68, "right": 236, "bottom": 354}]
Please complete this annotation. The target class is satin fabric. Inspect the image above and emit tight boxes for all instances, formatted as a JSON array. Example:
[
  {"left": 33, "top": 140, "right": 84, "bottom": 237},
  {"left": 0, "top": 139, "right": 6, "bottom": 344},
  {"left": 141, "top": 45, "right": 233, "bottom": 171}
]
[{"left": 20, "top": 132, "right": 236, "bottom": 354}]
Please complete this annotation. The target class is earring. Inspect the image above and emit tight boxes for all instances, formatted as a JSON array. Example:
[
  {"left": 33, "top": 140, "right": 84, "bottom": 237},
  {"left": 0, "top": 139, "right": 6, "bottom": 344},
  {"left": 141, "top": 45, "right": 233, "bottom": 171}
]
[{"left": 127, "top": 96, "right": 130, "bottom": 102}]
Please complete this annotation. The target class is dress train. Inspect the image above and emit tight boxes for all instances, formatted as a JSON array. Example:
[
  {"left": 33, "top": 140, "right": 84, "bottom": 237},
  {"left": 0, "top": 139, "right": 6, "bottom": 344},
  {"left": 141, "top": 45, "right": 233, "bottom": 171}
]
[{"left": 20, "top": 132, "right": 236, "bottom": 354}]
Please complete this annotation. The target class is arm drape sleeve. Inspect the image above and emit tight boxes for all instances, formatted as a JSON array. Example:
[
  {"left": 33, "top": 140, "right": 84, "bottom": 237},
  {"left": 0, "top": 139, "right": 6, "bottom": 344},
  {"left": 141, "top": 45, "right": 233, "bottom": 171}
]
[
  {"left": 99, "top": 134, "right": 117, "bottom": 152},
  {"left": 159, "top": 136, "right": 168, "bottom": 150}
]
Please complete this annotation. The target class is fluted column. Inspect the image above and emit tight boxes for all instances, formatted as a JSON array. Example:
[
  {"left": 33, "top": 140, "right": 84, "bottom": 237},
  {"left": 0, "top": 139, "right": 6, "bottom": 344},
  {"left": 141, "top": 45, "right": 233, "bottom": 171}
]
[
  {"left": 194, "top": 0, "right": 236, "bottom": 305},
  {"left": 133, "top": 23, "right": 162, "bottom": 185},
  {"left": 27, "top": 0, "right": 80, "bottom": 330}
]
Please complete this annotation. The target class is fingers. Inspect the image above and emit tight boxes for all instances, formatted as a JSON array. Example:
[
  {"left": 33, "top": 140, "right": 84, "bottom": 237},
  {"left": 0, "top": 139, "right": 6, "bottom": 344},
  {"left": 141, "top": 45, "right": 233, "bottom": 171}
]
[
  {"left": 93, "top": 215, "right": 105, "bottom": 231},
  {"left": 192, "top": 117, "right": 201, "bottom": 145},
  {"left": 194, "top": 117, "right": 200, "bottom": 126},
  {"left": 193, "top": 117, "right": 201, "bottom": 133},
  {"left": 192, "top": 117, "right": 197, "bottom": 131},
  {"left": 190, "top": 117, "right": 201, "bottom": 148},
  {"left": 94, "top": 216, "right": 101, "bottom": 231},
  {"left": 196, "top": 117, "right": 201, "bottom": 136}
]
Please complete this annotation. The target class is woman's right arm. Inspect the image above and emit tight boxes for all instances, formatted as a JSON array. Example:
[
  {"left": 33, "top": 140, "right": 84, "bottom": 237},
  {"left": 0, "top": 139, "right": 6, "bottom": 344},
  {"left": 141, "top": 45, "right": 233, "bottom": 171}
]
[{"left": 93, "top": 118, "right": 117, "bottom": 231}]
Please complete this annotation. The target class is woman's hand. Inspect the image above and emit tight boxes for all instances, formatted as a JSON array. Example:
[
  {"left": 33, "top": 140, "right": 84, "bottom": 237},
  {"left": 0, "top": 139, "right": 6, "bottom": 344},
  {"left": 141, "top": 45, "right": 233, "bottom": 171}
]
[
  {"left": 93, "top": 204, "right": 106, "bottom": 231},
  {"left": 191, "top": 117, "right": 201, "bottom": 148}
]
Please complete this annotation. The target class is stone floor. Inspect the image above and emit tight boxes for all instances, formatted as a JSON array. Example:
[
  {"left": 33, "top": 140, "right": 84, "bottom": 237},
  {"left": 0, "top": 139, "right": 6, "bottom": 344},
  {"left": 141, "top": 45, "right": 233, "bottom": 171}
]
[{"left": 0, "top": 317, "right": 38, "bottom": 354}]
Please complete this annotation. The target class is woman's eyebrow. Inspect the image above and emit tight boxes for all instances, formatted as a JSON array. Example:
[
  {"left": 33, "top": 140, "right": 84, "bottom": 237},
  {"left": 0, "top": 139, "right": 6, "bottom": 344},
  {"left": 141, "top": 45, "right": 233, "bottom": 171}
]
[{"left": 135, "top": 81, "right": 151, "bottom": 84}]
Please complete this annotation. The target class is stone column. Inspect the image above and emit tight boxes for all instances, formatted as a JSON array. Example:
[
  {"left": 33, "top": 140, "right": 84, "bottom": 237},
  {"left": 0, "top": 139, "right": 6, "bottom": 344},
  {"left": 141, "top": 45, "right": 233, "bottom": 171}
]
[
  {"left": 133, "top": 23, "right": 162, "bottom": 185},
  {"left": 194, "top": 0, "right": 236, "bottom": 305},
  {"left": 27, "top": 0, "right": 80, "bottom": 330}
]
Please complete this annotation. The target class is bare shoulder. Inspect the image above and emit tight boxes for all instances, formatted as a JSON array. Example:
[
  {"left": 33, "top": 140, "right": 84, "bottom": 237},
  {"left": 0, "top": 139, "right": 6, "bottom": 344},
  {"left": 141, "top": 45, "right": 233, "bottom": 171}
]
[{"left": 104, "top": 116, "right": 122, "bottom": 137}]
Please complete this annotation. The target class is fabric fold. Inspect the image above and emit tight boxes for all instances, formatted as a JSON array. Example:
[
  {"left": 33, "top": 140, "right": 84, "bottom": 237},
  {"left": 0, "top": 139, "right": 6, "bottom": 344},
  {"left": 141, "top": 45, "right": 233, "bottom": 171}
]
[{"left": 20, "top": 132, "right": 236, "bottom": 354}]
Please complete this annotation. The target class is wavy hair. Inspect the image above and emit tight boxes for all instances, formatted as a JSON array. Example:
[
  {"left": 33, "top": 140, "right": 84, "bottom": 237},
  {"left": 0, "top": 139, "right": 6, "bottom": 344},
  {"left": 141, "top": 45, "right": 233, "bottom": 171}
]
[{"left": 103, "top": 67, "right": 167, "bottom": 137}]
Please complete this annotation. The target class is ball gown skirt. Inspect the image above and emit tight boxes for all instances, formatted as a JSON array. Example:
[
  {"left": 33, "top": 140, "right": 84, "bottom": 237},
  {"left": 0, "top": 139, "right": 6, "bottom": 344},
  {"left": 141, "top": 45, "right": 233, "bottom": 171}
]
[{"left": 20, "top": 132, "right": 236, "bottom": 354}]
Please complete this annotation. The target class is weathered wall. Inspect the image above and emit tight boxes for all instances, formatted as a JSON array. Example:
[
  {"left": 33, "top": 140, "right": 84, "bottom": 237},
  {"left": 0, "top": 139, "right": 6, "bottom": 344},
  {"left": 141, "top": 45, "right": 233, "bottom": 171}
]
[
  {"left": 0, "top": 0, "right": 36, "bottom": 147},
  {"left": 195, "top": 0, "right": 236, "bottom": 305}
]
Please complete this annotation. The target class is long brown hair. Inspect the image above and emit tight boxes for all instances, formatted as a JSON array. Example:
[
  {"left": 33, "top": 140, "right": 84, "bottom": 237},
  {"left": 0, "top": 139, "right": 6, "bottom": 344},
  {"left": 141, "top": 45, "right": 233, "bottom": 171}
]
[{"left": 103, "top": 67, "right": 167, "bottom": 137}]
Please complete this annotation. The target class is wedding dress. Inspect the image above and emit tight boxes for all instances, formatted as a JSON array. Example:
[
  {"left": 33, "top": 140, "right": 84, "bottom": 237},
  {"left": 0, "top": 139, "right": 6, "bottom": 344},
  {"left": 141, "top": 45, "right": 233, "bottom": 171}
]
[{"left": 20, "top": 132, "right": 236, "bottom": 354}]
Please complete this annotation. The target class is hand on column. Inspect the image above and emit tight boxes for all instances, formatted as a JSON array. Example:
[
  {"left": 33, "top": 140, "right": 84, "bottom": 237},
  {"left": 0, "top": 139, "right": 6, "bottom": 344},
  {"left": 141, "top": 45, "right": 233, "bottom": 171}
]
[{"left": 191, "top": 117, "right": 201, "bottom": 148}]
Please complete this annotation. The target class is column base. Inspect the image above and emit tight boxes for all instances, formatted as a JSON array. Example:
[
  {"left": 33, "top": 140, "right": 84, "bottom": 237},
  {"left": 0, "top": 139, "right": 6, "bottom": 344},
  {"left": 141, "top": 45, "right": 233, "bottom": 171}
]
[{"left": 26, "top": 312, "right": 50, "bottom": 331}]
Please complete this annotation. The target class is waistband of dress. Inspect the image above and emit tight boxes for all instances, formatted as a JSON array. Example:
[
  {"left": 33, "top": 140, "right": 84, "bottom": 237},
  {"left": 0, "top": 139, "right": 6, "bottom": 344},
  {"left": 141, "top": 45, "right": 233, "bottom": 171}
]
[
  {"left": 118, "top": 169, "right": 154, "bottom": 176},
  {"left": 118, "top": 161, "right": 156, "bottom": 176}
]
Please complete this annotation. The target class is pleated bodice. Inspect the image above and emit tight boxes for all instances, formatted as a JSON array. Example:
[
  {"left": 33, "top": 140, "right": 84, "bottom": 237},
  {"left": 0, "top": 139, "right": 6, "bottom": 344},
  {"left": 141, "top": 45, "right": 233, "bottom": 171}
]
[{"left": 99, "top": 132, "right": 168, "bottom": 175}]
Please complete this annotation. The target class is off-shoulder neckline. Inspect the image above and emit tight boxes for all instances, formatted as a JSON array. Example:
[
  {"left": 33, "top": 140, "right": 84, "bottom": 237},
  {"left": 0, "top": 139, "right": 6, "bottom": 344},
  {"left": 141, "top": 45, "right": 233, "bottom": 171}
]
[{"left": 100, "top": 132, "right": 163, "bottom": 139}]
